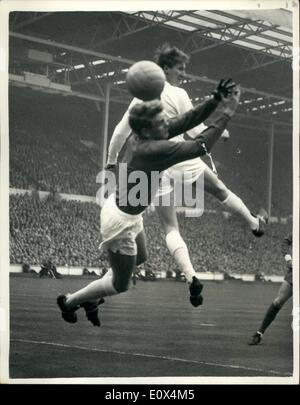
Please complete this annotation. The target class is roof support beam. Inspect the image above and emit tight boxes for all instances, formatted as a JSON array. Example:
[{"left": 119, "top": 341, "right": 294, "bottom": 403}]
[
  {"left": 183, "top": 20, "right": 291, "bottom": 59},
  {"left": 12, "top": 12, "right": 54, "bottom": 30},
  {"left": 9, "top": 76, "right": 291, "bottom": 128},
  {"left": 10, "top": 31, "right": 292, "bottom": 103},
  {"left": 10, "top": 31, "right": 136, "bottom": 65},
  {"left": 232, "top": 51, "right": 284, "bottom": 75},
  {"left": 125, "top": 11, "right": 292, "bottom": 60},
  {"left": 82, "top": 55, "right": 105, "bottom": 97},
  {"left": 185, "top": 72, "right": 292, "bottom": 102},
  {"left": 183, "top": 18, "right": 271, "bottom": 53},
  {"left": 211, "top": 10, "right": 292, "bottom": 38},
  {"left": 92, "top": 11, "right": 188, "bottom": 47}
]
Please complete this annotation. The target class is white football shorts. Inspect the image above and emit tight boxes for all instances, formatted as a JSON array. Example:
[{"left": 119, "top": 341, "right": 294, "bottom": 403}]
[
  {"left": 99, "top": 193, "right": 143, "bottom": 256},
  {"left": 157, "top": 157, "right": 207, "bottom": 197}
]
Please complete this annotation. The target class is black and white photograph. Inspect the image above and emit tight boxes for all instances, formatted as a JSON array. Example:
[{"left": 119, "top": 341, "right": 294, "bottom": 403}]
[{"left": 0, "top": 0, "right": 299, "bottom": 385}]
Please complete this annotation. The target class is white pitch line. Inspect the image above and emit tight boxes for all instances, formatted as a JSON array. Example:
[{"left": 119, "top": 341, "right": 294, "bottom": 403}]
[{"left": 11, "top": 338, "right": 291, "bottom": 377}]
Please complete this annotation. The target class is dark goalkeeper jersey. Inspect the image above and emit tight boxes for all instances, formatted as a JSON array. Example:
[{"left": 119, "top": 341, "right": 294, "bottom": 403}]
[{"left": 115, "top": 98, "right": 231, "bottom": 215}]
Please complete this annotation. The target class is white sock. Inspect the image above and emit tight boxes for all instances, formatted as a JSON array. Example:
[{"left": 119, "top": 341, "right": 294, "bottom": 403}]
[
  {"left": 222, "top": 191, "right": 259, "bottom": 230},
  {"left": 66, "top": 269, "right": 118, "bottom": 308},
  {"left": 166, "top": 230, "right": 196, "bottom": 283}
]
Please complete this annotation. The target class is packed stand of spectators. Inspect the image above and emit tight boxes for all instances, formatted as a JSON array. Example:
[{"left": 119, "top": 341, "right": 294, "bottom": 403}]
[
  {"left": 9, "top": 100, "right": 292, "bottom": 218},
  {"left": 10, "top": 124, "right": 101, "bottom": 196},
  {"left": 10, "top": 194, "right": 291, "bottom": 277},
  {"left": 209, "top": 128, "right": 293, "bottom": 219},
  {"left": 143, "top": 211, "right": 291, "bottom": 277},
  {"left": 10, "top": 193, "right": 107, "bottom": 268}
]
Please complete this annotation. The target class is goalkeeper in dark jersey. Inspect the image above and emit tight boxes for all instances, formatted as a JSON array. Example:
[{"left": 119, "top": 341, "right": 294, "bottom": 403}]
[
  {"left": 57, "top": 81, "right": 240, "bottom": 327},
  {"left": 248, "top": 232, "right": 293, "bottom": 345}
]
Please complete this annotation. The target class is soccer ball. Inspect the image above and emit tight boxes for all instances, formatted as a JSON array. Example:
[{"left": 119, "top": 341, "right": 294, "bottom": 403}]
[{"left": 126, "top": 60, "right": 166, "bottom": 101}]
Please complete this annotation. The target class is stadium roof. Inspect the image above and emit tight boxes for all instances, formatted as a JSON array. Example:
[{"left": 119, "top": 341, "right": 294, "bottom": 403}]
[
  {"left": 8, "top": 9, "right": 293, "bottom": 129},
  {"left": 125, "top": 10, "right": 292, "bottom": 59}
]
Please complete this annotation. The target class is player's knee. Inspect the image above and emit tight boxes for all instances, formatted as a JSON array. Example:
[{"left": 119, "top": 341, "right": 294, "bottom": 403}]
[
  {"left": 112, "top": 273, "right": 132, "bottom": 293},
  {"left": 273, "top": 297, "right": 283, "bottom": 309},
  {"left": 217, "top": 182, "right": 228, "bottom": 200},
  {"left": 166, "top": 230, "right": 187, "bottom": 256},
  {"left": 157, "top": 208, "right": 178, "bottom": 234},
  {"left": 117, "top": 284, "right": 129, "bottom": 293},
  {"left": 211, "top": 180, "right": 228, "bottom": 201},
  {"left": 113, "top": 279, "right": 130, "bottom": 293}
]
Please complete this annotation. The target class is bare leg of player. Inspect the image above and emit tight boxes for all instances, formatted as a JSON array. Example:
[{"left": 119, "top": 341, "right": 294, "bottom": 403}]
[
  {"left": 273, "top": 280, "right": 293, "bottom": 309},
  {"left": 64, "top": 250, "right": 135, "bottom": 306},
  {"left": 248, "top": 280, "right": 292, "bottom": 345},
  {"left": 57, "top": 251, "right": 136, "bottom": 326}
]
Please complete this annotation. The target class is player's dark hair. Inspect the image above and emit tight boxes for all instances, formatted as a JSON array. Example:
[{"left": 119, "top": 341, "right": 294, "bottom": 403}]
[
  {"left": 154, "top": 43, "right": 189, "bottom": 69},
  {"left": 129, "top": 100, "right": 163, "bottom": 138}
]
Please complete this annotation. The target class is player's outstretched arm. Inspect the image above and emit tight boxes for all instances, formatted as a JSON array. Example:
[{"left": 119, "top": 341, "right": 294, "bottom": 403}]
[
  {"left": 106, "top": 112, "right": 131, "bottom": 166},
  {"left": 138, "top": 87, "right": 240, "bottom": 171},
  {"left": 106, "top": 98, "right": 141, "bottom": 166},
  {"left": 167, "top": 79, "right": 236, "bottom": 138},
  {"left": 196, "top": 85, "right": 241, "bottom": 152}
]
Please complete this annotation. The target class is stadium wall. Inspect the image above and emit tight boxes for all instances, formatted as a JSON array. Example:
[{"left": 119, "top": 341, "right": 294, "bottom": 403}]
[
  {"left": 9, "top": 264, "right": 103, "bottom": 276},
  {"left": 9, "top": 188, "right": 96, "bottom": 203},
  {"left": 9, "top": 265, "right": 284, "bottom": 283}
]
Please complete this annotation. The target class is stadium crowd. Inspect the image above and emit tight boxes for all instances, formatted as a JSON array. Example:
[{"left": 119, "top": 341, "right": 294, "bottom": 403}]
[
  {"left": 9, "top": 110, "right": 292, "bottom": 218},
  {"left": 10, "top": 121, "right": 100, "bottom": 196},
  {"left": 9, "top": 98, "right": 292, "bottom": 276},
  {"left": 9, "top": 193, "right": 291, "bottom": 276},
  {"left": 10, "top": 193, "right": 107, "bottom": 268}
]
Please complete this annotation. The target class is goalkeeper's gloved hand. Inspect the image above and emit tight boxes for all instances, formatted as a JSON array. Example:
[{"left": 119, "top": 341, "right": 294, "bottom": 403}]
[{"left": 212, "top": 79, "right": 236, "bottom": 101}]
